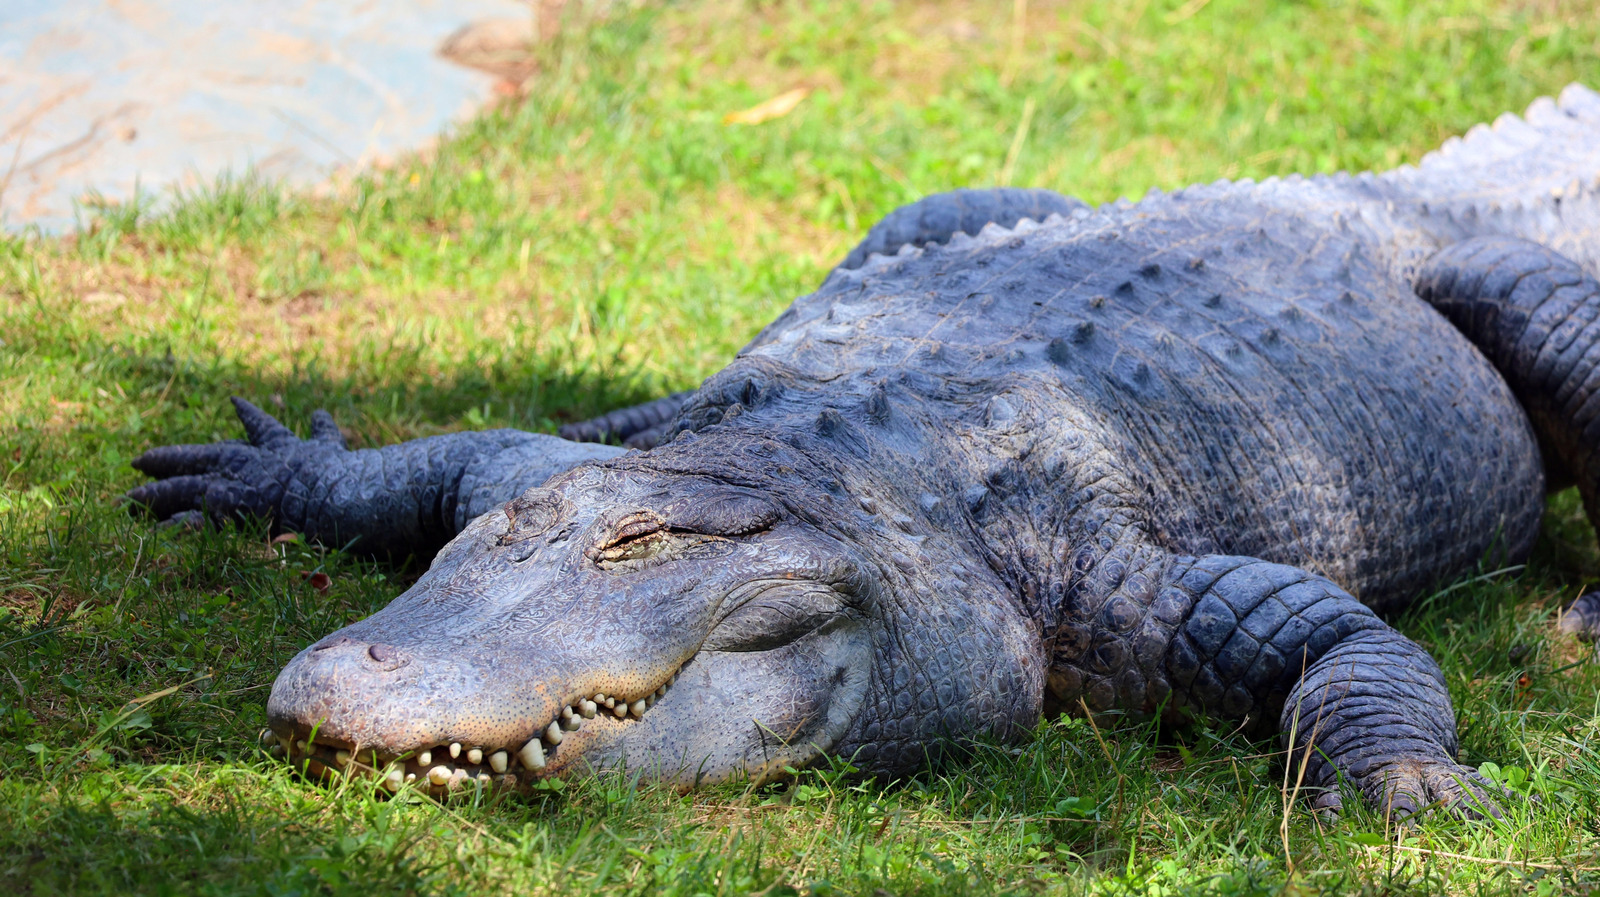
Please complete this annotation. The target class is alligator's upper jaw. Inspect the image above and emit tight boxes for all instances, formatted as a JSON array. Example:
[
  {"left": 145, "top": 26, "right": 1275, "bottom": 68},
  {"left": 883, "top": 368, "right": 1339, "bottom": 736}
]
[
  {"left": 264, "top": 611, "right": 873, "bottom": 795},
  {"left": 262, "top": 592, "right": 871, "bottom": 795},
  {"left": 263, "top": 619, "right": 697, "bottom": 794},
  {"left": 264, "top": 654, "right": 683, "bottom": 795}
]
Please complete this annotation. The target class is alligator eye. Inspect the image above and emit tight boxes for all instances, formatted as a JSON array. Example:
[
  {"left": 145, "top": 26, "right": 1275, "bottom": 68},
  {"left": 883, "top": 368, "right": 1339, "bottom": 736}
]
[
  {"left": 589, "top": 509, "right": 751, "bottom": 570},
  {"left": 593, "top": 512, "right": 669, "bottom": 563}
]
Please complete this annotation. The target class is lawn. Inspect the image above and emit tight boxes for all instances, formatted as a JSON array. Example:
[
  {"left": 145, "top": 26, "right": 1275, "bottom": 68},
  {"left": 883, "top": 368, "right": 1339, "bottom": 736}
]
[{"left": 3, "top": 0, "right": 1600, "bottom": 893}]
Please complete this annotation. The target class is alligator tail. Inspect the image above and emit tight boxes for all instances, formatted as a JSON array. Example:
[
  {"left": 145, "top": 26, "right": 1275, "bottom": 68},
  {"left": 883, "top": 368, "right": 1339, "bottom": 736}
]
[{"left": 1383, "top": 83, "right": 1600, "bottom": 273}]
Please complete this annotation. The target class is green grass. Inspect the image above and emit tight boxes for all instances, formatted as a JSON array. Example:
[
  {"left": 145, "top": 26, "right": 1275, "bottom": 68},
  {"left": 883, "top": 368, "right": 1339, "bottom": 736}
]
[{"left": 4, "top": 0, "right": 1600, "bottom": 892}]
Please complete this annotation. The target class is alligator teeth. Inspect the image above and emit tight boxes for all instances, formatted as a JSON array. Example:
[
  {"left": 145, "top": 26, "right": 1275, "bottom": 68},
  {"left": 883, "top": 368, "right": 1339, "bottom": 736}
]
[
  {"left": 258, "top": 729, "right": 276, "bottom": 748},
  {"left": 296, "top": 740, "right": 308, "bottom": 753},
  {"left": 278, "top": 733, "right": 293, "bottom": 753},
  {"left": 331, "top": 668, "right": 698, "bottom": 787},
  {"left": 518, "top": 739, "right": 546, "bottom": 770}
]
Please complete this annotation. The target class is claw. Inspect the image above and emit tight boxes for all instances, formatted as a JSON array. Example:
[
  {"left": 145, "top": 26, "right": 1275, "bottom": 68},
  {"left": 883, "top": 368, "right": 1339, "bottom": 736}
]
[
  {"left": 231, "top": 397, "right": 298, "bottom": 449},
  {"left": 131, "top": 442, "right": 251, "bottom": 478},
  {"left": 157, "top": 509, "right": 207, "bottom": 531},
  {"left": 127, "top": 398, "right": 350, "bottom": 537},
  {"left": 1363, "top": 760, "right": 1507, "bottom": 822},
  {"left": 1310, "top": 788, "right": 1342, "bottom": 820},
  {"left": 126, "top": 474, "right": 213, "bottom": 519},
  {"left": 1558, "top": 592, "right": 1600, "bottom": 643},
  {"left": 310, "top": 410, "right": 346, "bottom": 448}
]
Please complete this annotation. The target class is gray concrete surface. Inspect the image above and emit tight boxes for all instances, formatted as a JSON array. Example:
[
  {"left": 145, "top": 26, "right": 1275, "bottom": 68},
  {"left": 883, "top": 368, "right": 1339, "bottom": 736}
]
[{"left": 0, "top": 0, "right": 535, "bottom": 231}]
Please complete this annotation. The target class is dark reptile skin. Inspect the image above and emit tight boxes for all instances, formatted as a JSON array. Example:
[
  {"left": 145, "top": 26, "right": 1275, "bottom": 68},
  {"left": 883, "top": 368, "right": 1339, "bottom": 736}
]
[
  {"left": 128, "top": 399, "right": 623, "bottom": 557},
  {"left": 132, "top": 86, "right": 1600, "bottom": 814}
]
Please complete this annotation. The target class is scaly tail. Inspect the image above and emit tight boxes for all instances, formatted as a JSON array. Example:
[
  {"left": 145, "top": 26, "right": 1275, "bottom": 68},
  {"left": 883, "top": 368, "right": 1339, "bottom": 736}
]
[{"left": 1382, "top": 84, "right": 1600, "bottom": 274}]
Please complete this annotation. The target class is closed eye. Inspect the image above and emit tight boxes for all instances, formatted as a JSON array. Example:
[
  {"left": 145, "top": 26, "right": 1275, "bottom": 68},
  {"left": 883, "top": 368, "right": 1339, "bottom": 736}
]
[
  {"left": 591, "top": 513, "right": 737, "bottom": 570},
  {"left": 590, "top": 506, "right": 777, "bottom": 570}
]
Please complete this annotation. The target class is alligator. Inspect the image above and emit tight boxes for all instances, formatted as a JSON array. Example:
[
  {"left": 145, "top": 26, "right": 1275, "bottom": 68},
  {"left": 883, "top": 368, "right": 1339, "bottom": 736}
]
[{"left": 128, "top": 85, "right": 1600, "bottom": 818}]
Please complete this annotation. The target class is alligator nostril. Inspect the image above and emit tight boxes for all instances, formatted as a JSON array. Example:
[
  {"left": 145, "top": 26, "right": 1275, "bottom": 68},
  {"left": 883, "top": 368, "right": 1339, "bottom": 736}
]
[
  {"left": 314, "top": 636, "right": 355, "bottom": 652},
  {"left": 368, "top": 643, "right": 397, "bottom": 663}
]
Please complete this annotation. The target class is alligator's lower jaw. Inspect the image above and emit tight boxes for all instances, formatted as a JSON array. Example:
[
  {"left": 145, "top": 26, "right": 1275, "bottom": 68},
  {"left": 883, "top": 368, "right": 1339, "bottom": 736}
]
[
  {"left": 261, "top": 680, "right": 674, "bottom": 796},
  {"left": 267, "top": 735, "right": 532, "bottom": 794}
]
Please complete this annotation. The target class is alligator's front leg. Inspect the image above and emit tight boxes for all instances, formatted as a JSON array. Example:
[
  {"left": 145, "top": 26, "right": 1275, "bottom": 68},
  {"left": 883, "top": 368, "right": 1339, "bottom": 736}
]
[
  {"left": 126, "top": 398, "right": 624, "bottom": 557},
  {"left": 1161, "top": 556, "right": 1501, "bottom": 819}
]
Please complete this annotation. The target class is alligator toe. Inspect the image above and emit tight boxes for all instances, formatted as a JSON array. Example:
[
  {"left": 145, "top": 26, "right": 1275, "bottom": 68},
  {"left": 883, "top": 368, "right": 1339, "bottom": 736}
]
[{"left": 1558, "top": 591, "right": 1600, "bottom": 643}]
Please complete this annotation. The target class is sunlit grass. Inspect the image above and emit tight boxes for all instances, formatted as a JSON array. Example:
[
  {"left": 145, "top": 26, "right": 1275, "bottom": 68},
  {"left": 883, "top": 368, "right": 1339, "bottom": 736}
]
[{"left": 3, "top": 0, "right": 1600, "bottom": 892}]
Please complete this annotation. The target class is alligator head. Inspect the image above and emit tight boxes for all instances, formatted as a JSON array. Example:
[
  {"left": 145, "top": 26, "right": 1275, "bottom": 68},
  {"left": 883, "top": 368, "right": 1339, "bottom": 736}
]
[{"left": 264, "top": 420, "right": 1045, "bottom": 793}]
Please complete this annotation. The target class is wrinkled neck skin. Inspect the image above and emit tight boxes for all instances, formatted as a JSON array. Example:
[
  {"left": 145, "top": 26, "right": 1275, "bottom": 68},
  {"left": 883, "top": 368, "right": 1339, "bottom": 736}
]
[
  {"left": 268, "top": 365, "right": 1160, "bottom": 787},
  {"left": 769, "top": 369, "right": 1170, "bottom": 772},
  {"left": 679, "top": 365, "right": 1180, "bottom": 771}
]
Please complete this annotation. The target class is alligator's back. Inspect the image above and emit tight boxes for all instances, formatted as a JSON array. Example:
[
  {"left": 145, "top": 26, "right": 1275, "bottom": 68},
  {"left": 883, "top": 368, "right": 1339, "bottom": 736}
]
[
  {"left": 732, "top": 200, "right": 1541, "bottom": 609},
  {"left": 700, "top": 88, "right": 1600, "bottom": 609}
]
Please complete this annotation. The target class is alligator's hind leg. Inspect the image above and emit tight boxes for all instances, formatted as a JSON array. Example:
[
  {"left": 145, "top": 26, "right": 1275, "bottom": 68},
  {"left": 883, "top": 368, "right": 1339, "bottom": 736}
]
[
  {"left": 1416, "top": 236, "right": 1600, "bottom": 639},
  {"left": 558, "top": 391, "right": 694, "bottom": 448}
]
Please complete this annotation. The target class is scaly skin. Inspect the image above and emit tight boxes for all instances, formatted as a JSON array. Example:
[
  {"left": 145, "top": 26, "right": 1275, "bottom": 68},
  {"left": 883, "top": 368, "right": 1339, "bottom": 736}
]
[{"left": 129, "top": 85, "right": 1600, "bottom": 817}]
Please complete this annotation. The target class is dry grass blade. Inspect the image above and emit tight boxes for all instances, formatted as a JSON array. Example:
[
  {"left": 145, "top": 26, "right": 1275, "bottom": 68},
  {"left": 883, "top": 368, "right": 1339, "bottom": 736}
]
[{"left": 723, "top": 88, "right": 810, "bottom": 126}]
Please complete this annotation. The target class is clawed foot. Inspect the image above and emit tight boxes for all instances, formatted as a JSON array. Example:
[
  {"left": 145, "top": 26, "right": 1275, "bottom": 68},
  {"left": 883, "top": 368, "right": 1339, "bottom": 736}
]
[
  {"left": 1308, "top": 757, "right": 1510, "bottom": 822},
  {"left": 1558, "top": 592, "right": 1600, "bottom": 643},
  {"left": 126, "top": 398, "right": 346, "bottom": 530}
]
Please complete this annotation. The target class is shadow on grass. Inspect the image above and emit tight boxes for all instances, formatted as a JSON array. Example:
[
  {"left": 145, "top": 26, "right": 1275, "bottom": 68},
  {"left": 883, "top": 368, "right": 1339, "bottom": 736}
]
[{"left": 0, "top": 771, "right": 458, "bottom": 895}]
